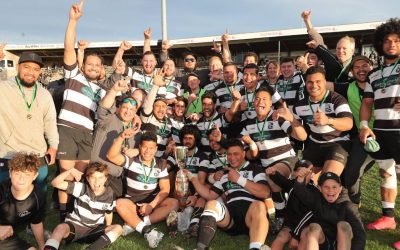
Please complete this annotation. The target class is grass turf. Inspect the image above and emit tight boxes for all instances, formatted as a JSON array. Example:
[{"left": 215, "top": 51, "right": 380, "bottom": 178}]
[{"left": 21, "top": 164, "right": 399, "bottom": 249}]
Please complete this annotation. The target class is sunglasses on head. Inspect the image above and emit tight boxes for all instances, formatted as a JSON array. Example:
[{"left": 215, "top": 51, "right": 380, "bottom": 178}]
[
  {"left": 122, "top": 98, "right": 137, "bottom": 106},
  {"left": 184, "top": 58, "right": 196, "bottom": 62}
]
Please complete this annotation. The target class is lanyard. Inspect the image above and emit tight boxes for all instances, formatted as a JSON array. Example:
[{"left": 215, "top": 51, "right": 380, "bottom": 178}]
[
  {"left": 216, "top": 152, "right": 227, "bottom": 167},
  {"left": 245, "top": 88, "right": 256, "bottom": 109},
  {"left": 15, "top": 77, "right": 37, "bottom": 113},
  {"left": 279, "top": 77, "right": 292, "bottom": 98},
  {"left": 159, "top": 118, "right": 168, "bottom": 136},
  {"left": 143, "top": 72, "right": 154, "bottom": 90},
  {"left": 380, "top": 59, "right": 400, "bottom": 90},
  {"left": 256, "top": 117, "right": 268, "bottom": 140},
  {"left": 140, "top": 159, "right": 155, "bottom": 183},
  {"left": 187, "top": 148, "right": 198, "bottom": 167},
  {"left": 205, "top": 113, "right": 217, "bottom": 134},
  {"left": 164, "top": 77, "right": 174, "bottom": 90},
  {"left": 224, "top": 81, "right": 237, "bottom": 100},
  {"left": 308, "top": 90, "right": 330, "bottom": 114}
]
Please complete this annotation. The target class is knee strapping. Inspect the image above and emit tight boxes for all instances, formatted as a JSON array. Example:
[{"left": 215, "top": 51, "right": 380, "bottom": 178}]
[
  {"left": 201, "top": 201, "right": 225, "bottom": 222},
  {"left": 377, "top": 159, "right": 397, "bottom": 189}
]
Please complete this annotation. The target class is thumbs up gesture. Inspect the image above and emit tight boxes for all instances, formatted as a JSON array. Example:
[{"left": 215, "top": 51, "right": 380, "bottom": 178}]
[{"left": 313, "top": 107, "right": 329, "bottom": 125}]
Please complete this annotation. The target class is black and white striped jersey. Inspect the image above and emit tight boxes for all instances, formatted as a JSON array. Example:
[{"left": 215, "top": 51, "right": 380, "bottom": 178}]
[
  {"left": 276, "top": 72, "right": 306, "bottom": 111},
  {"left": 364, "top": 61, "right": 400, "bottom": 130},
  {"left": 211, "top": 162, "right": 268, "bottom": 204},
  {"left": 293, "top": 90, "right": 353, "bottom": 143},
  {"left": 140, "top": 112, "right": 173, "bottom": 157},
  {"left": 123, "top": 156, "right": 169, "bottom": 202},
  {"left": 241, "top": 111, "right": 295, "bottom": 167},
  {"left": 65, "top": 182, "right": 115, "bottom": 227}
]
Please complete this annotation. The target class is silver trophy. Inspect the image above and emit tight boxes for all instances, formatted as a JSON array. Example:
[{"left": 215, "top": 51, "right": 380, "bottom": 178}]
[
  {"left": 174, "top": 146, "right": 189, "bottom": 205},
  {"left": 174, "top": 146, "right": 188, "bottom": 169}
]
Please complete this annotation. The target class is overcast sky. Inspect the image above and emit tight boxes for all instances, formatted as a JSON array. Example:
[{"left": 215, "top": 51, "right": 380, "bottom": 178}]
[{"left": 2, "top": 0, "right": 398, "bottom": 45}]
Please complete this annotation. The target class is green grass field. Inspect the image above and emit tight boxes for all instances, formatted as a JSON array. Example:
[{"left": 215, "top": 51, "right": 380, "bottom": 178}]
[{"left": 22, "top": 165, "right": 399, "bottom": 249}]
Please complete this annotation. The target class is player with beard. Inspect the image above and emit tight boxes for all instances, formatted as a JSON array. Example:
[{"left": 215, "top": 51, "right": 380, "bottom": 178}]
[
  {"left": 167, "top": 125, "right": 210, "bottom": 237},
  {"left": 169, "top": 96, "right": 188, "bottom": 145},
  {"left": 194, "top": 89, "right": 241, "bottom": 155},
  {"left": 206, "top": 127, "right": 227, "bottom": 184},
  {"left": 359, "top": 19, "right": 400, "bottom": 240},
  {"left": 57, "top": 0, "right": 124, "bottom": 221},
  {"left": 157, "top": 59, "right": 182, "bottom": 102},
  {"left": 140, "top": 70, "right": 174, "bottom": 158},
  {"left": 0, "top": 51, "right": 58, "bottom": 194}
]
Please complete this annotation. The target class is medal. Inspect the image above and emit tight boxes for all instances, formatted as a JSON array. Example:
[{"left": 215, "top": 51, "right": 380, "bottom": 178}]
[
  {"left": 381, "top": 88, "right": 386, "bottom": 93},
  {"left": 27, "top": 114, "right": 32, "bottom": 119},
  {"left": 144, "top": 184, "right": 148, "bottom": 189}
]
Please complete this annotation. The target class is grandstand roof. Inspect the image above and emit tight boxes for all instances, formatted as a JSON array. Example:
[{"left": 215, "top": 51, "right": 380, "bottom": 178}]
[{"left": 4, "top": 21, "right": 382, "bottom": 66}]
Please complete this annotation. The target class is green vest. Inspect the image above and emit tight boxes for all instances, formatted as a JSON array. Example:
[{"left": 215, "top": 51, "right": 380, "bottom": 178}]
[{"left": 347, "top": 81, "right": 374, "bottom": 131}]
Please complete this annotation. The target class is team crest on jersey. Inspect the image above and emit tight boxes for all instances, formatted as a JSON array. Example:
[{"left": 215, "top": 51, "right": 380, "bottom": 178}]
[
  {"left": 19, "top": 210, "right": 31, "bottom": 217},
  {"left": 158, "top": 128, "right": 170, "bottom": 137},
  {"left": 153, "top": 169, "right": 160, "bottom": 177},
  {"left": 81, "top": 86, "right": 101, "bottom": 102},
  {"left": 325, "top": 106, "right": 332, "bottom": 113},
  {"left": 268, "top": 122, "right": 274, "bottom": 129},
  {"left": 242, "top": 171, "right": 249, "bottom": 178}
]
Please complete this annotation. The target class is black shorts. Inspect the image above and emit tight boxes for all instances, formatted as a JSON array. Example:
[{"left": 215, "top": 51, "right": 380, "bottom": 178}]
[
  {"left": 267, "top": 156, "right": 298, "bottom": 172},
  {"left": 303, "top": 141, "right": 350, "bottom": 168},
  {"left": 0, "top": 235, "right": 31, "bottom": 250},
  {"left": 57, "top": 125, "right": 93, "bottom": 161},
  {"left": 224, "top": 200, "right": 252, "bottom": 236},
  {"left": 319, "top": 236, "right": 337, "bottom": 250},
  {"left": 65, "top": 221, "right": 106, "bottom": 243},
  {"left": 369, "top": 130, "right": 400, "bottom": 163}
]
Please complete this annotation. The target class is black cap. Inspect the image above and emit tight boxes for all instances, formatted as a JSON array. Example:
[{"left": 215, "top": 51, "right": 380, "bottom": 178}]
[
  {"left": 18, "top": 52, "right": 44, "bottom": 67},
  {"left": 350, "top": 55, "right": 372, "bottom": 69},
  {"left": 187, "top": 72, "right": 199, "bottom": 79},
  {"left": 294, "top": 159, "right": 313, "bottom": 171},
  {"left": 318, "top": 172, "right": 341, "bottom": 186}
]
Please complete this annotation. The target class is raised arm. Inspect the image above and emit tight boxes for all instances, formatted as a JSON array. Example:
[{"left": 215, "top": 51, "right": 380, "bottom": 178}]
[
  {"left": 112, "top": 40, "right": 132, "bottom": 69},
  {"left": 51, "top": 168, "right": 83, "bottom": 191},
  {"left": 64, "top": 0, "right": 85, "bottom": 66},
  {"left": 160, "top": 40, "right": 173, "bottom": 63},
  {"left": 106, "top": 128, "right": 136, "bottom": 166},
  {"left": 221, "top": 32, "right": 232, "bottom": 63},
  {"left": 100, "top": 80, "right": 130, "bottom": 109},
  {"left": 142, "top": 69, "right": 165, "bottom": 115},
  {"left": 77, "top": 40, "right": 90, "bottom": 69},
  {"left": 143, "top": 28, "right": 152, "bottom": 54},
  {"left": 301, "top": 10, "right": 325, "bottom": 47},
  {"left": 224, "top": 86, "right": 241, "bottom": 122}
]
